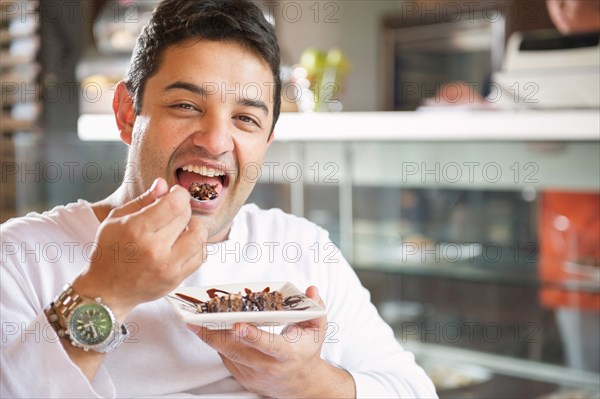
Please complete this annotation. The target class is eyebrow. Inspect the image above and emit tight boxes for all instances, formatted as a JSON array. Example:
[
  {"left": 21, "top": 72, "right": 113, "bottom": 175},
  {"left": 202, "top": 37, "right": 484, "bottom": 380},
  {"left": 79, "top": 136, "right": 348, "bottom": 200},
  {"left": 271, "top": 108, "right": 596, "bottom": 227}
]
[{"left": 164, "top": 81, "right": 269, "bottom": 116}]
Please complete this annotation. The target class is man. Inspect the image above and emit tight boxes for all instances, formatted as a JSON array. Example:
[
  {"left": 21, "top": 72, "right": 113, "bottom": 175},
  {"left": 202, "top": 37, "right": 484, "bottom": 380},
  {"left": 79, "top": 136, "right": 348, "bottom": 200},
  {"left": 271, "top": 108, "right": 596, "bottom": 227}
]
[{"left": 1, "top": 0, "right": 436, "bottom": 397}]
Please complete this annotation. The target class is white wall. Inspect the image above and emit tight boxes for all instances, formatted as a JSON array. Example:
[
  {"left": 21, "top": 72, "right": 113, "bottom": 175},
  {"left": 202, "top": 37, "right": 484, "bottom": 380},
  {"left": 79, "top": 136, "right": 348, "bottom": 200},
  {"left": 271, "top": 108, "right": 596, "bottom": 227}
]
[{"left": 272, "top": 0, "right": 403, "bottom": 111}]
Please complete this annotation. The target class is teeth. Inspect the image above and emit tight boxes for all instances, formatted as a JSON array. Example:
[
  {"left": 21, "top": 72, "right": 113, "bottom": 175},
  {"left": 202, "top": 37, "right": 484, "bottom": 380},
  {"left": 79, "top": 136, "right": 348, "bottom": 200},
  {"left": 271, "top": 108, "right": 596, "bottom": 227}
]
[{"left": 182, "top": 164, "right": 225, "bottom": 177}]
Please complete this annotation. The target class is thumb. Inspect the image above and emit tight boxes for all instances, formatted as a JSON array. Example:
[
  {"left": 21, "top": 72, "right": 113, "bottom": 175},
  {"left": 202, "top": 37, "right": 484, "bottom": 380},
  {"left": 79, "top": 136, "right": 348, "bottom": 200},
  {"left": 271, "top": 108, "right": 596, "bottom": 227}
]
[
  {"left": 290, "top": 286, "right": 326, "bottom": 331},
  {"left": 305, "top": 285, "right": 325, "bottom": 308},
  {"left": 110, "top": 178, "right": 169, "bottom": 218}
]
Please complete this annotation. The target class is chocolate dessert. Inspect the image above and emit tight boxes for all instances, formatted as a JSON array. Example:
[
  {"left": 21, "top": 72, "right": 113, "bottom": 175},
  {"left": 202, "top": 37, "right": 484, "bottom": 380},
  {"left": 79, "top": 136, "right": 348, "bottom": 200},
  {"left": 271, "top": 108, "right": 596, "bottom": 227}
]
[
  {"left": 204, "top": 288, "right": 284, "bottom": 313},
  {"left": 189, "top": 182, "right": 218, "bottom": 201},
  {"left": 175, "top": 287, "right": 307, "bottom": 313}
]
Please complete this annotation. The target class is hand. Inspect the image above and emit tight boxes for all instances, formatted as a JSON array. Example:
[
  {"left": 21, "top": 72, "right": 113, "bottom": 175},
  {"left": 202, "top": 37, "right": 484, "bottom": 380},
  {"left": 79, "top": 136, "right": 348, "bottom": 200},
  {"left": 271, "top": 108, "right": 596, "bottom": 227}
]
[
  {"left": 188, "top": 287, "right": 355, "bottom": 398},
  {"left": 73, "top": 178, "right": 208, "bottom": 320}
]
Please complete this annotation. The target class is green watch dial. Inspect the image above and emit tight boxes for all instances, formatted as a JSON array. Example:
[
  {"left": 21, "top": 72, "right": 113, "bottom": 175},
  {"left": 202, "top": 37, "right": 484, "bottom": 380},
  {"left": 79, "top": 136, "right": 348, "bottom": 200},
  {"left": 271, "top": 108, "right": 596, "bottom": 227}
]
[{"left": 69, "top": 303, "right": 113, "bottom": 345}]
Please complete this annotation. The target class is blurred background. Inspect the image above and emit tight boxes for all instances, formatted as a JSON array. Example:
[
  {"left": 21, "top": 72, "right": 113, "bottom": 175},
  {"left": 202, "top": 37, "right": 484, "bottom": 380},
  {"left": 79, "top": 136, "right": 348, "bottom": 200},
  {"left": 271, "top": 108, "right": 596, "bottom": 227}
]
[{"left": 1, "top": 0, "right": 599, "bottom": 397}]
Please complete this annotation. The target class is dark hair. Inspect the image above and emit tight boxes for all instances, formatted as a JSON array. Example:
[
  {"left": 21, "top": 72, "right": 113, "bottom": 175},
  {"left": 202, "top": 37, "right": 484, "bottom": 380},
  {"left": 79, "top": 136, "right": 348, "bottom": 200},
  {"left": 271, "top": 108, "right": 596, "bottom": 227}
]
[{"left": 124, "top": 0, "right": 281, "bottom": 134}]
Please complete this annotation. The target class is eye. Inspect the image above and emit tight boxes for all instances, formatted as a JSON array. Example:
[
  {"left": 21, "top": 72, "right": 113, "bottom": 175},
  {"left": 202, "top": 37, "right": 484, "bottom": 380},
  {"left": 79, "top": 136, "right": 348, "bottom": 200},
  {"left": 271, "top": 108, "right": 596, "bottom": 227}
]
[
  {"left": 237, "top": 115, "right": 260, "bottom": 127},
  {"left": 170, "top": 103, "right": 198, "bottom": 112}
]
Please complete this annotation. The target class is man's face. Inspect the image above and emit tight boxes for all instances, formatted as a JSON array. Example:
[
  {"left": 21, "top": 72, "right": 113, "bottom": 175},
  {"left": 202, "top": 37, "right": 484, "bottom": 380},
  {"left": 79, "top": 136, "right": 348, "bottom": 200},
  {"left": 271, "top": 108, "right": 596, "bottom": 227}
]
[{"left": 121, "top": 40, "right": 275, "bottom": 242}]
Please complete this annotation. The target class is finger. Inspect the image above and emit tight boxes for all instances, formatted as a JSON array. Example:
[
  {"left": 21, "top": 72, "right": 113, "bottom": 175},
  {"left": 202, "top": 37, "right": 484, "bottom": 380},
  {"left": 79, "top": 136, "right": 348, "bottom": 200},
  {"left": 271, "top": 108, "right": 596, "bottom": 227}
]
[
  {"left": 127, "top": 185, "right": 192, "bottom": 235},
  {"left": 187, "top": 324, "right": 233, "bottom": 347},
  {"left": 109, "top": 178, "right": 168, "bottom": 218},
  {"left": 306, "top": 285, "right": 325, "bottom": 307},
  {"left": 173, "top": 217, "right": 208, "bottom": 275},
  {"left": 190, "top": 324, "right": 270, "bottom": 368},
  {"left": 219, "top": 353, "right": 246, "bottom": 379},
  {"left": 218, "top": 354, "right": 260, "bottom": 390},
  {"left": 295, "top": 286, "right": 327, "bottom": 329},
  {"left": 231, "top": 323, "right": 284, "bottom": 359},
  {"left": 150, "top": 187, "right": 196, "bottom": 242},
  {"left": 188, "top": 324, "right": 238, "bottom": 350}
]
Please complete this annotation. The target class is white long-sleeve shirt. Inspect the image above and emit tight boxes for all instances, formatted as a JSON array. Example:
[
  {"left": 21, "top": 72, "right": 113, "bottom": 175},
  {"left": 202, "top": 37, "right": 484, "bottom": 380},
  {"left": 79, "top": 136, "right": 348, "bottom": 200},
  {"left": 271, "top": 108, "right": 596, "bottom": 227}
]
[{"left": 1, "top": 201, "right": 437, "bottom": 398}]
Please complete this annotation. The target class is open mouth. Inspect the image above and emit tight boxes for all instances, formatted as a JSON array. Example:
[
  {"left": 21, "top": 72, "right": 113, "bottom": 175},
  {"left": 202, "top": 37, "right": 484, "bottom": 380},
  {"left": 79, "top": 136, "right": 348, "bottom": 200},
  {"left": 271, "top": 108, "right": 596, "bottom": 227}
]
[{"left": 176, "top": 164, "right": 228, "bottom": 202}]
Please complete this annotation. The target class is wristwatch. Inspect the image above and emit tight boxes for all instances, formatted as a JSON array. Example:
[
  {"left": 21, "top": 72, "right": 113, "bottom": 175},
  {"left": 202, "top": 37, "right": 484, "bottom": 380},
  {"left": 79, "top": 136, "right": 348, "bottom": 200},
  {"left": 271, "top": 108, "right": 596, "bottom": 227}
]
[{"left": 46, "top": 284, "right": 128, "bottom": 353}]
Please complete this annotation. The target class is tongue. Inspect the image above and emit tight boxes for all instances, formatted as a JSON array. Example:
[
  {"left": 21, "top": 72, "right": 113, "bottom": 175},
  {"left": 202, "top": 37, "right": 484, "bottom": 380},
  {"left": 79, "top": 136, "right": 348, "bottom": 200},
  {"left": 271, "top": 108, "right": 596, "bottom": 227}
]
[{"left": 178, "top": 171, "right": 222, "bottom": 196}]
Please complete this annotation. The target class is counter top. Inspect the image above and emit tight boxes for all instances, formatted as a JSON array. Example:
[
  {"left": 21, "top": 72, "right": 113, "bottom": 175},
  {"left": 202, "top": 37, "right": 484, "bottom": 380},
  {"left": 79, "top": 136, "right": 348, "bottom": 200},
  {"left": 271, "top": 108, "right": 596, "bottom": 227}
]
[
  {"left": 78, "top": 110, "right": 600, "bottom": 142},
  {"left": 274, "top": 110, "right": 600, "bottom": 142},
  {"left": 404, "top": 341, "right": 600, "bottom": 393}
]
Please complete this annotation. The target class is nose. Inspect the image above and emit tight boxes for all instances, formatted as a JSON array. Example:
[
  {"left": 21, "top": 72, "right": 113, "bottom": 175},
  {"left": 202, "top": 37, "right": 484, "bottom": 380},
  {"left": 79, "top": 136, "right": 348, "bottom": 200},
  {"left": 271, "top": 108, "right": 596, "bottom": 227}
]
[{"left": 191, "top": 112, "right": 234, "bottom": 156}]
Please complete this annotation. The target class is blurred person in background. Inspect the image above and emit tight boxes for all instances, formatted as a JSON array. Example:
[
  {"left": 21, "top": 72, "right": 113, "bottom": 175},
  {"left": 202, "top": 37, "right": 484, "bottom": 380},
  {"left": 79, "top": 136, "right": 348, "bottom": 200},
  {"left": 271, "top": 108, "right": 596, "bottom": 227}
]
[{"left": 431, "top": 0, "right": 600, "bottom": 106}]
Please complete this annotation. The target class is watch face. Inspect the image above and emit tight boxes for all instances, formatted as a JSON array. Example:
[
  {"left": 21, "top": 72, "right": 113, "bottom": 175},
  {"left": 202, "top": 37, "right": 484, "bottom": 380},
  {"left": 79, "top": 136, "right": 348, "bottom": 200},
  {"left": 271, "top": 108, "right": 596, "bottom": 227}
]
[{"left": 68, "top": 303, "right": 114, "bottom": 345}]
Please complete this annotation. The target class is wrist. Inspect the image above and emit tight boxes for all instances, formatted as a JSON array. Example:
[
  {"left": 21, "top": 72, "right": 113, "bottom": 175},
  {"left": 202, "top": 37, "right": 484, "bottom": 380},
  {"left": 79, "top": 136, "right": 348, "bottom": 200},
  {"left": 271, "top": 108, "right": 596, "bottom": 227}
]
[
  {"left": 71, "top": 275, "right": 132, "bottom": 323},
  {"left": 46, "top": 283, "right": 129, "bottom": 353},
  {"left": 305, "top": 359, "right": 356, "bottom": 399}
]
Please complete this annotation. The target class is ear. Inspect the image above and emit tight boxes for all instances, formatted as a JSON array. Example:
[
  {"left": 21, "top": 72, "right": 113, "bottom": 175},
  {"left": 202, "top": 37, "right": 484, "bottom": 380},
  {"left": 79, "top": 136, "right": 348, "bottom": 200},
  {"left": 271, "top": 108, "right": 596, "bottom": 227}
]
[
  {"left": 267, "top": 130, "right": 275, "bottom": 146},
  {"left": 112, "top": 81, "right": 136, "bottom": 145}
]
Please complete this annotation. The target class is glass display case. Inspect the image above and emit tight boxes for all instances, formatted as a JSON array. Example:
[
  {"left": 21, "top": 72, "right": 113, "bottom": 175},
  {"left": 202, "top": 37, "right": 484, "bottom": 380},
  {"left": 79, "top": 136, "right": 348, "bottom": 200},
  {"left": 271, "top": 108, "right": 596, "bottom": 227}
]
[{"left": 247, "top": 115, "right": 600, "bottom": 398}]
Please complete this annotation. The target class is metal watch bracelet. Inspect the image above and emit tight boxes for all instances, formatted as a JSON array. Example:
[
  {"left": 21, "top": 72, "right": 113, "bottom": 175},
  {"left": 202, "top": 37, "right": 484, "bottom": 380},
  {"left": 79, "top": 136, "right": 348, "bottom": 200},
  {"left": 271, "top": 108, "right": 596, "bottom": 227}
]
[
  {"left": 45, "top": 283, "right": 128, "bottom": 352},
  {"left": 46, "top": 283, "right": 83, "bottom": 338}
]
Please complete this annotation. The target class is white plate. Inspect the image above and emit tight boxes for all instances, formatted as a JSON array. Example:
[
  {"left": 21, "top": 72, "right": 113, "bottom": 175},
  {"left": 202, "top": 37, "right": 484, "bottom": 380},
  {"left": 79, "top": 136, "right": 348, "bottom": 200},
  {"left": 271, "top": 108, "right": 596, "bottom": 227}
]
[{"left": 166, "top": 281, "right": 326, "bottom": 329}]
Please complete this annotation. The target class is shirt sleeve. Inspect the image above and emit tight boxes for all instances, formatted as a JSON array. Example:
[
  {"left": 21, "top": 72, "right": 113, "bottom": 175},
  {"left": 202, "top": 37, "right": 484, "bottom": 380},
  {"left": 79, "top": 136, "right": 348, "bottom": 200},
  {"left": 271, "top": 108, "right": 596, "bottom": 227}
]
[
  {"left": 317, "top": 235, "right": 438, "bottom": 398},
  {"left": 0, "top": 256, "right": 116, "bottom": 398}
]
